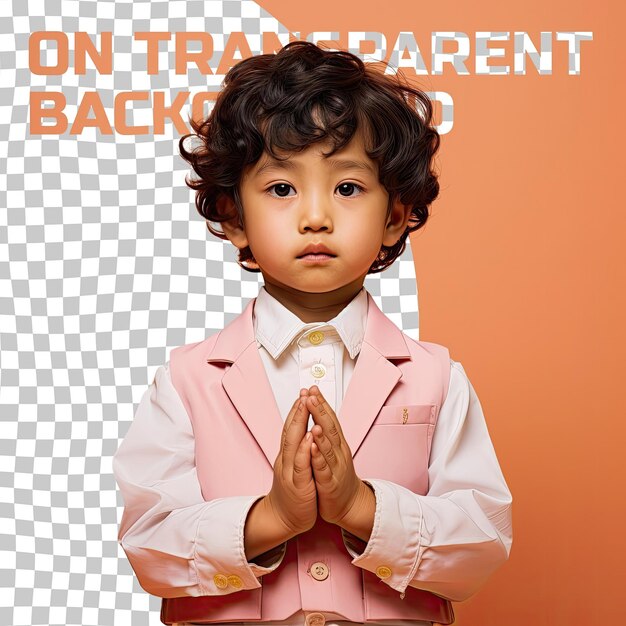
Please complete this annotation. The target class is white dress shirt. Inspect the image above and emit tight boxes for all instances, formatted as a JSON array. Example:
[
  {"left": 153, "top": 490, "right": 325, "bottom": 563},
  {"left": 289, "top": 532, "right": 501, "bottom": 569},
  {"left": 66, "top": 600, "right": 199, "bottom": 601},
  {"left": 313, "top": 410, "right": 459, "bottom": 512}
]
[
  {"left": 253, "top": 284, "right": 367, "bottom": 433},
  {"left": 113, "top": 286, "right": 512, "bottom": 626}
]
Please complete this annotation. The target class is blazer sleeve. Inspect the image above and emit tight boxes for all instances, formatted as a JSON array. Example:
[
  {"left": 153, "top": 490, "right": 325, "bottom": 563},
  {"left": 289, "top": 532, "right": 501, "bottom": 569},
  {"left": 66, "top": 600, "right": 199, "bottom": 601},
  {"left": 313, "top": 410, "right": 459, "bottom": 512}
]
[
  {"left": 112, "top": 362, "right": 286, "bottom": 598},
  {"left": 343, "top": 359, "right": 513, "bottom": 601}
]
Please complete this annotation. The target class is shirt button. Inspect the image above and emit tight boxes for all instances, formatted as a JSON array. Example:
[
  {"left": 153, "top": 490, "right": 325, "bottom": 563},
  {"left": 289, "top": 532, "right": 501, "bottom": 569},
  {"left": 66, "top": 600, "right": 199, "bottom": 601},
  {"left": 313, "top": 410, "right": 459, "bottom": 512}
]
[
  {"left": 305, "top": 612, "right": 326, "bottom": 626},
  {"left": 308, "top": 331, "right": 325, "bottom": 345},
  {"left": 375, "top": 565, "right": 393, "bottom": 579},
  {"left": 309, "top": 561, "right": 329, "bottom": 581},
  {"left": 227, "top": 574, "right": 243, "bottom": 588},
  {"left": 213, "top": 573, "right": 228, "bottom": 589},
  {"left": 311, "top": 363, "right": 326, "bottom": 379}
]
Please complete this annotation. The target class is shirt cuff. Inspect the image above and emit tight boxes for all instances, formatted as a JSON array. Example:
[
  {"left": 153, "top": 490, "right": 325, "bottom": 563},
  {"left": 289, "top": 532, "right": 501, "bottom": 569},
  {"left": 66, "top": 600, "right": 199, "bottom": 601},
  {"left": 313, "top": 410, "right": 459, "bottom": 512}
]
[
  {"left": 347, "top": 478, "right": 424, "bottom": 594},
  {"left": 248, "top": 542, "right": 288, "bottom": 572},
  {"left": 194, "top": 495, "right": 286, "bottom": 594}
]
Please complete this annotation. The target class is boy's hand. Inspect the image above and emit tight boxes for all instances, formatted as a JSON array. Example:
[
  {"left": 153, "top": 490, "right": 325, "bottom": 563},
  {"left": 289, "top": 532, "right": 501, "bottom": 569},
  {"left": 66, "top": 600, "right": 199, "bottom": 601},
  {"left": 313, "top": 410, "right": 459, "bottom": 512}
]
[
  {"left": 306, "top": 386, "right": 369, "bottom": 526},
  {"left": 266, "top": 393, "right": 318, "bottom": 537}
]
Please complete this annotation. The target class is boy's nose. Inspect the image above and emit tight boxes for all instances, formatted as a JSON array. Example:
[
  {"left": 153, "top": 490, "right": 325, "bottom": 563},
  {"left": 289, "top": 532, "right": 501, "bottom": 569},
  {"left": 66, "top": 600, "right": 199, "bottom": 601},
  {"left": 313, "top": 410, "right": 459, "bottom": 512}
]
[{"left": 299, "top": 197, "right": 333, "bottom": 232}]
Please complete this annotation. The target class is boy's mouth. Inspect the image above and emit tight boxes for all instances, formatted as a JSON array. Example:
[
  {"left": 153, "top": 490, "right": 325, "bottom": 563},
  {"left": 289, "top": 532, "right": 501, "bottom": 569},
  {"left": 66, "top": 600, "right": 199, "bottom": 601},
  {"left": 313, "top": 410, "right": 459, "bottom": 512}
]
[
  {"left": 298, "top": 254, "right": 336, "bottom": 263},
  {"left": 297, "top": 243, "right": 336, "bottom": 258},
  {"left": 298, "top": 253, "right": 336, "bottom": 258}
]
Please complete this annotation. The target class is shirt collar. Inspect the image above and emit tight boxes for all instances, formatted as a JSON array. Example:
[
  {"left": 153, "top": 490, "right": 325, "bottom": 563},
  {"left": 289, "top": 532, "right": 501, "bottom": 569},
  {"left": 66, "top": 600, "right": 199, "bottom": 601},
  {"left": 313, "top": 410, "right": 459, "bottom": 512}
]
[{"left": 253, "top": 285, "right": 368, "bottom": 360}]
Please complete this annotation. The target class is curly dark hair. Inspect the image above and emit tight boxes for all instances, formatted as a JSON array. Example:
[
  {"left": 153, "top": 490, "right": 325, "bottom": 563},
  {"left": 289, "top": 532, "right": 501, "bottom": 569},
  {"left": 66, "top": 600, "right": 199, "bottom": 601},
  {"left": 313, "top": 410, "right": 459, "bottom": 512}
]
[{"left": 178, "top": 40, "right": 440, "bottom": 273}]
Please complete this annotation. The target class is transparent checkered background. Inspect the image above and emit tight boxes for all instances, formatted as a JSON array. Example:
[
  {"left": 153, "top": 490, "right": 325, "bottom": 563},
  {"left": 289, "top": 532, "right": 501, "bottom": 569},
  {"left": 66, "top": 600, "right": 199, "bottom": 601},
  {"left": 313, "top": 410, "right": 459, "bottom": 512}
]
[{"left": 0, "top": 2, "right": 423, "bottom": 624}]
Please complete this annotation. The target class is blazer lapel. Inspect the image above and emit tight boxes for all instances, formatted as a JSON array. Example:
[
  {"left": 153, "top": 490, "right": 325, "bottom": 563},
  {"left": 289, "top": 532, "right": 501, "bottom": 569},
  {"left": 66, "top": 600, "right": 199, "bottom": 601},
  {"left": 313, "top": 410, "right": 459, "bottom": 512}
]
[
  {"left": 205, "top": 298, "right": 284, "bottom": 468},
  {"left": 338, "top": 292, "right": 411, "bottom": 456}
]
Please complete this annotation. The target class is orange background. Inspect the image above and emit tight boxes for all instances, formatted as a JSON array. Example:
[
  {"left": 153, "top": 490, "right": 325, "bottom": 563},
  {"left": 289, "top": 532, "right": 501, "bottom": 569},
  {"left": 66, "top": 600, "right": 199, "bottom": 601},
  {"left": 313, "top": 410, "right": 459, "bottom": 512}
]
[{"left": 259, "top": 1, "right": 625, "bottom": 624}]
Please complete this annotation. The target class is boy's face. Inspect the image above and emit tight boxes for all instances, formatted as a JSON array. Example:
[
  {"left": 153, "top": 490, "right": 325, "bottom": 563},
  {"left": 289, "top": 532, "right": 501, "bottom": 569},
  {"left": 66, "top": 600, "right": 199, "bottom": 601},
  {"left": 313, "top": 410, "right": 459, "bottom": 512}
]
[{"left": 221, "top": 130, "right": 411, "bottom": 314}]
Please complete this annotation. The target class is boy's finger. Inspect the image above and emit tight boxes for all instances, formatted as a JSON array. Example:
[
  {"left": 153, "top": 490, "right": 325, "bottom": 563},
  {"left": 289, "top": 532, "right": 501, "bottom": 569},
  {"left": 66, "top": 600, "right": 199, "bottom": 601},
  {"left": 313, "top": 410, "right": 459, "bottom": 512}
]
[
  {"left": 292, "top": 432, "right": 313, "bottom": 488},
  {"left": 311, "top": 424, "right": 339, "bottom": 470},
  {"left": 280, "top": 396, "right": 304, "bottom": 453},
  {"left": 281, "top": 389, "right": 310, "bottom": 445},
  {"left": 283, "top": 398, "right": 310, "bottom": 469},
  {"left": 311, "top": 441, "right": 333, "bottom": 485},
  {"left": 307, "top": 389, "right": 343, "bottom": 447}
]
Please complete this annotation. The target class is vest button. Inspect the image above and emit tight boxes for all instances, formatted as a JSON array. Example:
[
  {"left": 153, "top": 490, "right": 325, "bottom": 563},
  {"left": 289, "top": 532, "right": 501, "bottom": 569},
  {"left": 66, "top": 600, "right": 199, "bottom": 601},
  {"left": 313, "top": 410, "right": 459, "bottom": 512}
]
[
  {"left": 305, "top": 612, "right": 326, "bottom": 626},
  {"left": 375, "top": 565, "right": 393, "bottom": 579},
  {"left": 309, "top": 561, "right": 329, "bottom": 581},
  {"left": 308, "top": 331, "right": 325, "bottom": 345},
  {"left": 213, "top": 573, "right": 228, "bottom": 589},
  {"left": 311, "top": 363, "right": 326, "bottom": 379}
]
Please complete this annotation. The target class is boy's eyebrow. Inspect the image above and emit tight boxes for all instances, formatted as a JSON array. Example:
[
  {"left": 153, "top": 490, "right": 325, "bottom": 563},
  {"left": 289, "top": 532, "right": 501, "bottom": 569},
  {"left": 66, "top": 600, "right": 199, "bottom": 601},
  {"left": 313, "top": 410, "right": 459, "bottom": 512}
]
[
  {"left": 253, "top": 157, "right": 376, "bottom": 177},
  {"left": 327, "top": 158, "right": 377, "bottom": 175}
]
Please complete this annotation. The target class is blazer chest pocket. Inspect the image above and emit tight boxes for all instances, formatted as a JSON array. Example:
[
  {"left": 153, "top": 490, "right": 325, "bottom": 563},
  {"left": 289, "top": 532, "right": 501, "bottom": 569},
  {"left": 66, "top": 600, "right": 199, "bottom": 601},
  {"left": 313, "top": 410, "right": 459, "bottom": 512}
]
[
  {"left": 355, "top": 404, "right": 437, "bottom": 493},
  {"left": 372, "top": 403, "right": 436, "bottom": 425}
]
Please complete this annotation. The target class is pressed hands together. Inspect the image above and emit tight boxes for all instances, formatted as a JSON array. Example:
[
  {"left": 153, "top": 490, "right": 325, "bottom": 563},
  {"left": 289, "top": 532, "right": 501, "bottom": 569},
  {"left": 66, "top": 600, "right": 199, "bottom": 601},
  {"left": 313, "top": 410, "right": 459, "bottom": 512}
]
[{"left": 244, "top": 386, "right": 376, "bottom": 563}]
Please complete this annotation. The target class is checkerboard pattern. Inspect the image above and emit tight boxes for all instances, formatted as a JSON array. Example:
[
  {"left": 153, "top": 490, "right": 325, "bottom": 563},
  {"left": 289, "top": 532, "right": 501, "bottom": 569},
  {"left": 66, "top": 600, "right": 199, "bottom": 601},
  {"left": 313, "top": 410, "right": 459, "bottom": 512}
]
[{"left": 0, "top": 2, "right": 421, "bottom": 624}]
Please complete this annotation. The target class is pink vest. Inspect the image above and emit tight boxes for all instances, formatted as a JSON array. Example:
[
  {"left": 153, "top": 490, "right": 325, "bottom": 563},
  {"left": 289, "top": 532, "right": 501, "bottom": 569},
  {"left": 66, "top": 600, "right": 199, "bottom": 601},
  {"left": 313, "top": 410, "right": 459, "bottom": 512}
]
[{"left": 161, "top": 294, "right": 454, "bottom": 625}]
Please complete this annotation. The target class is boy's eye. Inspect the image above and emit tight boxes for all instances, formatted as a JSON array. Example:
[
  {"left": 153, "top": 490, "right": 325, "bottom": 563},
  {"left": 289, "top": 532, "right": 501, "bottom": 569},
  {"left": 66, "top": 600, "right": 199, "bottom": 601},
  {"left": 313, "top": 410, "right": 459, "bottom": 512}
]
[
  {"left": 266, "top": 182, "right": 364, "bottom": 198},
  {"left": 267, "top": 183, "right": 294, "bottom": 198},
  {"left": 336, "top": 182, "right": 364, "bottom": 197}
]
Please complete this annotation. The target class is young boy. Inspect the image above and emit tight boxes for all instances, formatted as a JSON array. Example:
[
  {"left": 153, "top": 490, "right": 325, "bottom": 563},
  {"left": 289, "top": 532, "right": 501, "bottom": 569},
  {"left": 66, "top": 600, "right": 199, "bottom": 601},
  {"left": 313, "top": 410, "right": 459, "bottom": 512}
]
[{"left": 112, "top": 41, "right": 512, "bottom": 626}]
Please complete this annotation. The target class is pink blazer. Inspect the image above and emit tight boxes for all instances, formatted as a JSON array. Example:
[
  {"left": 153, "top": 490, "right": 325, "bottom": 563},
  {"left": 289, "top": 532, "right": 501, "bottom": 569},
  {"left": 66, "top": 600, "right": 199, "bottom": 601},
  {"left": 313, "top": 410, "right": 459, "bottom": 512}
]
[{"left": 161, "top": 293, "right": 454, "bottom": 625}]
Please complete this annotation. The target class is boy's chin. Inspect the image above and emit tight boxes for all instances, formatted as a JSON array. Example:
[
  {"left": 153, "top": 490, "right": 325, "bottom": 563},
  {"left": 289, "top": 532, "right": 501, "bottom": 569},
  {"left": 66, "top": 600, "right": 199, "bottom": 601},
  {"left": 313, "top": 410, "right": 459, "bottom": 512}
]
[{"left": 264, "top": 278, "right": 365, "bottom": 297}]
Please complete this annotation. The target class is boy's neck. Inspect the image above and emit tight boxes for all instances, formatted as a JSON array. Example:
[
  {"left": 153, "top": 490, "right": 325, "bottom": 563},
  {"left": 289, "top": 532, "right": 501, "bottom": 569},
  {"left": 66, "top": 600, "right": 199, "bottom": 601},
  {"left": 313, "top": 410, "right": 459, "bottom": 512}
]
[{"left": 262, "top": 279, "right": 365, "bottom": 323}]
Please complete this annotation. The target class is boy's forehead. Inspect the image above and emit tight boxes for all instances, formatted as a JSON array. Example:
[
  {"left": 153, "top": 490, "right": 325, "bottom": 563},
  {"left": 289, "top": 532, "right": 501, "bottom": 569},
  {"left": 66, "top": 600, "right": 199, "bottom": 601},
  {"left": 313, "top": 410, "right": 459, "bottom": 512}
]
[
  {"left": 248, "top": 136, "right": 377, "bottom": 178},
  {"left": 251, "top": 154, "right": 377, "bottom": 177}
]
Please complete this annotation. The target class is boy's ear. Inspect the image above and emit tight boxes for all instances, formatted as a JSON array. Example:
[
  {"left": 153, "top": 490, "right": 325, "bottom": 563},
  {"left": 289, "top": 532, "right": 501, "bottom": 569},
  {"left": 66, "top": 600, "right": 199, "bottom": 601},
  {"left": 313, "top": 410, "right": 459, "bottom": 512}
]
[
  {"left": 382, "top": 197, "right": 413, "bottom": 247},
  {"left": 217, "top": 194, "right": 249, "bottom": 250}
]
